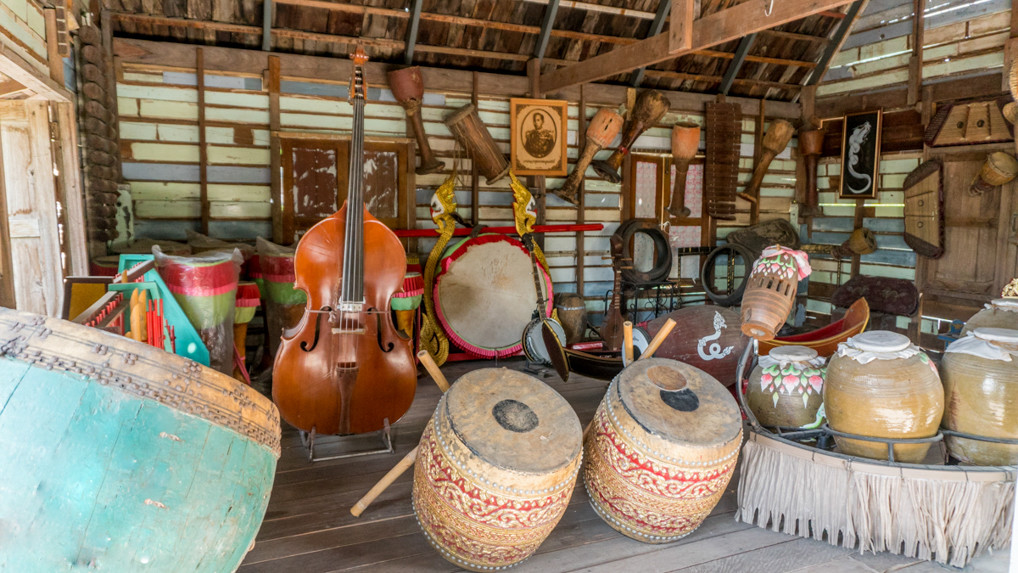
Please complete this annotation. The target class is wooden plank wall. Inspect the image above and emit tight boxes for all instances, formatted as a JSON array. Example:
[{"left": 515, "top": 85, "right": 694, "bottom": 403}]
[
  {"left": 801, "top": 151, "right": 920, "bottom": 329},
  {"left": 114, "top": 54, "right": 794, "bottom": 324},
  {"left": 819, "top": 0, "right": 1010, "bottom": 97},
  {"left": 0, "top": 0, "right": 48, "bottom": 74}
]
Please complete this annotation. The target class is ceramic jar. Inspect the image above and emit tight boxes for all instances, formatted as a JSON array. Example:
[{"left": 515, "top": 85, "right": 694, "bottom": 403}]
[
  {"left": 747, "top": 345, "right": 826, "bottom": 429},
  {"left": 941, "top": 328, "right": 1018, "bottom": 466},
  {"left": 824, "top": 331, "right": 944, "bottom": 463},
  {"left": 962, "top": 298, "right": 1018, "bottom": 334}
]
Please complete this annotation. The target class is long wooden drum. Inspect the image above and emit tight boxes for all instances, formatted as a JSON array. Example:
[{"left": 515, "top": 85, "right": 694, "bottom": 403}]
[
  {"left": 413, "top": 368, "right": 582, "bottom": 571},
  {"left": 0, "top": 308, "right": 280, "bottom": 572},
  {"left": 584, "top": 358, "right": 742, "bottom": 543}
]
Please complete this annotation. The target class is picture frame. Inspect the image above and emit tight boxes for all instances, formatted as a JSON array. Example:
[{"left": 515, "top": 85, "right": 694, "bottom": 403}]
[
  {"left": 838, "top": 109, "right": 882, "bottom": 199},
  {"left": 510, "top": 98, "right": 568, "bottom": 176}
]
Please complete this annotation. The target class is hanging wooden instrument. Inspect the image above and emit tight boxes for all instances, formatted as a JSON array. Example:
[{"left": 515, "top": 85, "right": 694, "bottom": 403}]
[
  {"left": 600, "top": 233, "right": 628, "bottom": 352},
  {"left": 272, "top": 48, "right": 417, "bottom": 436},
  {"left": 388, "top": 66, "right": 445, "bottom": 175},
  {"left": 970, "top": 151, "right": 1018, "bottom": 195},
  {"left": 902, "top": 159, "right": 944, "bottom": 259},
  {"left": 667, "top": 121, "right": 700, "bottom": 218},
  {"left": 704, "top": 101, "right": 741, "bottom": 220},
  {"left": 743, "top": 119, "right": 795, "bottom": 202},
  {"left": 444, "top": 104, "right": 510, "bottom": 184},
  {"left": 555, "top": 108, "right": 624, "bottom": 205},
  {"left": 798, "top": 127, "right": 824, "bottom": 217},
  {"left": 591, "top": 90, "right": 669, "bottom": 184}
]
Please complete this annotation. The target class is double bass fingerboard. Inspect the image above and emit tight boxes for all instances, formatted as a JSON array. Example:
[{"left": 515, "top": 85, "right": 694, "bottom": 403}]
[{"left": 339, "top": 55, "right": 368, "bottom": 311}]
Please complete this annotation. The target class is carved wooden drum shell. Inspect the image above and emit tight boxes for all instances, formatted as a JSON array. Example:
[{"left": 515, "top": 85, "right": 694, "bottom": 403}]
[
  {"left": 583, "top": 358, "right": 742, "bottom": 543},
  {"left": 412, "top": 368, "right": 582, "bottom": 571},
  {"left": 741, "top": 251, "right": 801, "bottom": 341},
  {"left": 645, "top": 306, "right": 748, "bottom": 387},
  {"left": 0, "top": 308, "right": 280, "bottom": 572}
]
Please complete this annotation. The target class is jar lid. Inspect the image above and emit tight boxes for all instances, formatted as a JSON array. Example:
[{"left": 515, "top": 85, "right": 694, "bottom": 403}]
[
  {"left": 769, "top": 345, "right": 819, "bottom": 362},
  {"left": 848, "top": 330, "right": 911, "bottom": 353},
  {"left": 991, "top": 298, "right": 1018, "bottom": 310},
  {"left": 973, "top": 327, "right": 1018, "bottom": 344}
]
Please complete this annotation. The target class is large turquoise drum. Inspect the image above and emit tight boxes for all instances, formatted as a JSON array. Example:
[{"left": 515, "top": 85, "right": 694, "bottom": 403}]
[{"left": 0, "top": 308, "right": 281, "bottom": 572}]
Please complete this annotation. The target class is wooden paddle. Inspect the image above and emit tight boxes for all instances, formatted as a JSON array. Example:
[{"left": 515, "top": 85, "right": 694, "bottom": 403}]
[{"left": 350, "top": 350, "right": 449, "bottom": 517}]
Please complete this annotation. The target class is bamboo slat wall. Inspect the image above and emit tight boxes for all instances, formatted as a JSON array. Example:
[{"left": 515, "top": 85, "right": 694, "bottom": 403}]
[
  {"left": 818, "top": 0, "right": 1010, "bottom": 97},
  {"left": 0, "top": 0, "right": 48, "bottom": 73},
  {"left": 114, "top": 50, "right": 792, "bottom": 324}
]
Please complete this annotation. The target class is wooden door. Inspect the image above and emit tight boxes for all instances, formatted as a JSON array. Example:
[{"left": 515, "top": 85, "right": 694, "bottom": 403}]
[
  {"left": 278, "top": 136, "right": 413, "bottom": 244},
  {"left": 921, "top": 157, "right": 1018, "bottom": 309}
]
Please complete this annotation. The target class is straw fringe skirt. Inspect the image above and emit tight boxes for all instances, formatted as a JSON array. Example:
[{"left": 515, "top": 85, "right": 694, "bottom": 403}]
[{"left": 736, "top": 431, "right": 1014, "bottom": 568}]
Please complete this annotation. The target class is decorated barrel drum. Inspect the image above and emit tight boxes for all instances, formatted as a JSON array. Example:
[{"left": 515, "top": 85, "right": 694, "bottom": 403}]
[
  {"left": 941, "top": 328, "right": 1018, "bottom": 465},
  {"left": 412, "top": 368, "right": 581, "bottom": 571},
  {"left": 391, "top": 270, "right": 423, "bottom": 338},
  {"left": 747, "top": 345, "right": 826, "bottom": 429},
  {"left": 584, "top": 358, "right": 742, "bottom": 543},
  {"left": 741, "top": 246, "right": 811, "bottom": 341},
  {"left": 154, "top": 247, "right": 242, "bottom": 375},
  {"left": 256, "top": 237, "right": 306, "bottom": 359},
  {"left": 0, "top": 308, "right": 280, "bottom": 572},
  {"left": 825, "top": 331, "right": 944, "bottom": 463},
  {"left": 962, "top": 298, "right": 1018, "bottom": 334},
  {"left": 232, "top": 281, "right": 261, "bottom": 381}
]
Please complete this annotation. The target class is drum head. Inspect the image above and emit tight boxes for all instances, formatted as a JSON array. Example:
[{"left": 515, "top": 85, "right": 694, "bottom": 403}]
[
  {"left": 523, "top": 317, "right": 567, "bottom": 366},
  {"left": 615, "top": 357, "right": 740, "bottom": 446},
  {"left": 435, "top": 235, "right": 553, "bottom": 357},
  {"left": 445, "top": 368, "right": 581, "bottom": 474}
]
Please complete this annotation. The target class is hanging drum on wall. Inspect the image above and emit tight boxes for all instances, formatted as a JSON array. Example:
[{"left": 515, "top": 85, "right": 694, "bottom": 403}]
[
  {"left": 388, "top": 66, "right": 446, "bottom": 175},
  {"left": 591, "top": 90, "right": 669, "bottom": 184},
  {"left": 444, "top": 104, "right": 510, "bottom": 184}
]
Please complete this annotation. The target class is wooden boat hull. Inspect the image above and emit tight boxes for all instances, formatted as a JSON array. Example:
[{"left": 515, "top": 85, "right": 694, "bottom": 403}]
[
  {"left": 0, "top": 308, "right": 280, "bottom": 572},
  {"left": 758, "top": 298, "right": 870, "bottom": 357}
]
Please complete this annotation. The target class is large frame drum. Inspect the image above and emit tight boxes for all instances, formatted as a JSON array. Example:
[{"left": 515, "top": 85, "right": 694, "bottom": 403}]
[
  {"left": 584, "top": 358, "right": 742, "bottom": 543},
  {"left": 412, "top": 369, "right": 582, "bottom": 571},
  {"left": 0, "top": 308, "right": 280, "bottom": 572},
  {"left": 433, "top": 234, "right": 553, "bottom": 358}
]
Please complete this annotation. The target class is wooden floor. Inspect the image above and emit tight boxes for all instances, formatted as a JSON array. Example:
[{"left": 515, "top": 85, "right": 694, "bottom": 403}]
[{"left": 239, "top": 359, "right": 1011, "bottom": 573}]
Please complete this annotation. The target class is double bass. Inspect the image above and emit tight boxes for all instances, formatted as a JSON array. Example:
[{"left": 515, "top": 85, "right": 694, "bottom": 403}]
[{"left": 272, "top": 48, "right": 416, "bottom": 436}]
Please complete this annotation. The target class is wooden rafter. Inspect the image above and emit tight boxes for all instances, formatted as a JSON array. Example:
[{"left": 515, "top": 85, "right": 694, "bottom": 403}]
[
  {"left": 261, "top": 0, "right": 272, "bottom": 51},
  {"left": 539, "top": 0, "right": 857, "bottom": 94},
  {"left": 404, "top": 0, "right": 423, "bottom": 64},
  {"left": 631, "top": 0, "right": 672, "bottom": 87},
  {"left": 719, "top": 33, "right": 755, "bottom": 95},
  {"left": 533, "top": 0, "right": 560, "bottom": 61},
  {"left": 805, "top": 0, "right": 866, "bottom": 86}
]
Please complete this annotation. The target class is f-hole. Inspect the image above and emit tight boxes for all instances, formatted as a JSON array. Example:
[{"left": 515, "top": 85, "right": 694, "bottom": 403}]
[{"left": 300, "top": 306, "right": 331, "bottom": 352}]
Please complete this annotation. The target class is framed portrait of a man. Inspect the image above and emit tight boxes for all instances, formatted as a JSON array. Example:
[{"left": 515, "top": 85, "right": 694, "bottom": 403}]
[{"left": 510, "top": 98, "right": 568, "bottom": 176}]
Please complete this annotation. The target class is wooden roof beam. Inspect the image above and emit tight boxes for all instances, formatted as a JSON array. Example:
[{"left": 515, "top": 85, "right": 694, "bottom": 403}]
[
  {"left": 534, "top": 0, "right": 560, "bottom": 62},
  {"left": 261, "top": 0, "right": 272, "bottom": 51},
  {"left": 539, "top": 0, "right": 857, "bottom": 93},
  {"left": 404, "top": 0, "right": 423, "bottom": 64},
  {"left": 631, "top": 0, "right": 672, "bottom": 87},
  {"left": 805, "top": 0, "right": 866, "bottom": 86},
  {"left": 719, "top": 33, "right": 755, "bottom": 95}
]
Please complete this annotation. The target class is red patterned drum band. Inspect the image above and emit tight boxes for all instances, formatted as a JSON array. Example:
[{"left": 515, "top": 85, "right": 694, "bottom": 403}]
[
  {"left": 583, "top": 401, "right": 741, "bottom": 543},
  {"left": 412, "top": 422, "right": 578, "bottom": 571}
]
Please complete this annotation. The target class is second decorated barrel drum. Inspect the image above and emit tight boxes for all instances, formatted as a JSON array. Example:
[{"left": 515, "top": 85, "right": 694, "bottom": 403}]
[
  {"left": 584, "top": 358, "right": 742, "bottom": 543},
  {"left": 747, "top": 345, "right": 827, "bottom": 429},
  {"left": 941, "top": 328, "right": 1018, "bottom": 465},
  {"left": 825, "top": 331, "right": 944, "bottom": 463},
  {"left": 412, "top": 368, "right": 582, "bottom": 571}
]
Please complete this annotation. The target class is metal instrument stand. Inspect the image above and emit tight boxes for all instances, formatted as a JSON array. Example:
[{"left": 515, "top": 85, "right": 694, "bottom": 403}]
[{"left": 299, "top": 417, "right": 394, "bottom": 463}]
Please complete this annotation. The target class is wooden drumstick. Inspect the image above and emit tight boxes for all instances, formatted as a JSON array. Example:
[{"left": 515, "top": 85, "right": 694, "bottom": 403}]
[
  {"left": 417, "top": 349, "right": 450, "bottom": 392},
  {"left": 350, "top": 350, "right": 449, "bottom": 517},
  {"left": 623, "top": 321, "right": 634, "bottom": 364},
  {"left": 639, "top": 318, "right": 676, "bottom": 360}
]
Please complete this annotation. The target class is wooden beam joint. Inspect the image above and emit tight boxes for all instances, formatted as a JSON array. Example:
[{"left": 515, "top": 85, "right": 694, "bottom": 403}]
[{"left": 668, "top": 0, "right": 694, "bottom": 52}]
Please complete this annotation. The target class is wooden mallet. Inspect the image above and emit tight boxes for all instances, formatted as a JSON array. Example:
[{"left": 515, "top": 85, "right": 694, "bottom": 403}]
[{"left": 350, "top": 349, "right": 449, "bottom": 517}]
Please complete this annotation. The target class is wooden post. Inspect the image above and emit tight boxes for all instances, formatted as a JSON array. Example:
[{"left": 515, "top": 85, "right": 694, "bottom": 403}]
[
  {"left": 196, "top": 48, "right": 209, "bottom": 234},
  {"left": 44, "top": 7, "right": 64, "bottom": 86},
  {"left": 1004, "top": 3, "right": 1018, "bottom": 93},
  {"left": 576, "top": 85, "right": 586, "bottom": 306},
  {"left": 0, "top": 120, "right": 12, "bottom": 308},
  {"left": 470, "top": 71, "right": 479, "bottom": 227},
  {"left": 268, "top": 56, "right": 282, "bottom": 243},
  {"left": 527, "top": 59, "right": 547, "bottom": 250},
  {"left": 907, "top": 0, "right": 925, "bottom": 107},
  {"left": 751, "top": 99, "right": 765, "bottom": 225}
]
